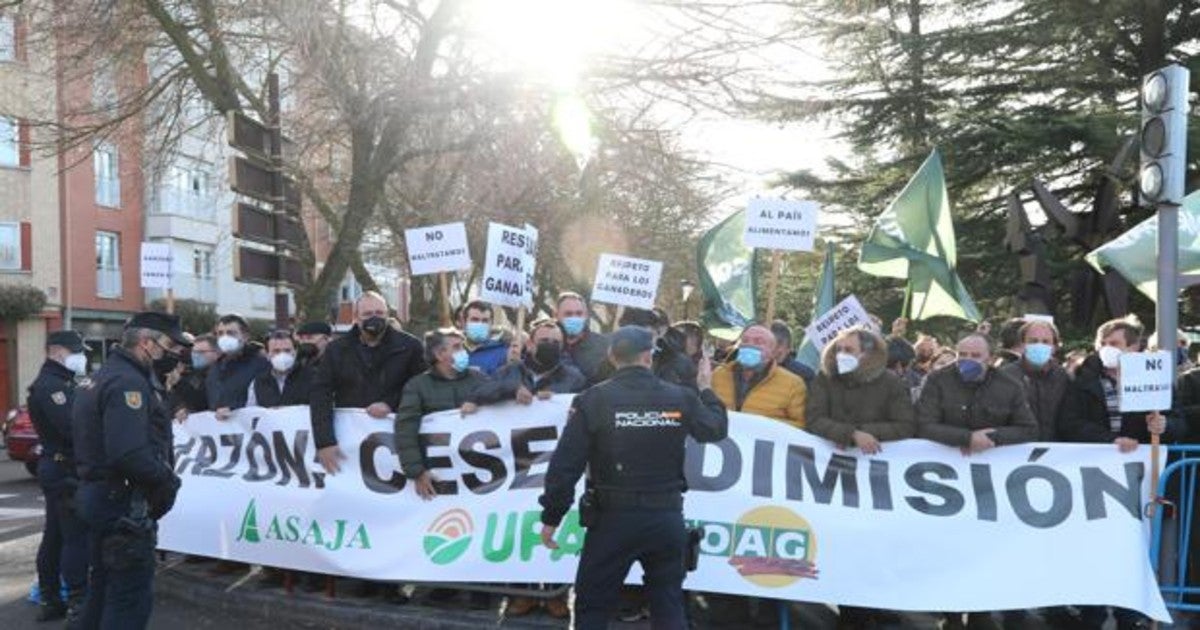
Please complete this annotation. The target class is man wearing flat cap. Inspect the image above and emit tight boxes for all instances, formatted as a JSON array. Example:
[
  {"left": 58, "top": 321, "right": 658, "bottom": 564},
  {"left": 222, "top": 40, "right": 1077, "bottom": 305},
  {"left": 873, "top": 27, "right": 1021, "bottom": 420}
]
[
  {"left": 27, "top": 330, "right": 90, "bottom": 622},
  {"left": 538, "top": 326, "right": 728, "bottom": 628},
  {"left": 295, "top": 321, "right": 333, "bottom": 368},
  {"left": 72, "top": 312, "right": 190, "bottom": 629}
]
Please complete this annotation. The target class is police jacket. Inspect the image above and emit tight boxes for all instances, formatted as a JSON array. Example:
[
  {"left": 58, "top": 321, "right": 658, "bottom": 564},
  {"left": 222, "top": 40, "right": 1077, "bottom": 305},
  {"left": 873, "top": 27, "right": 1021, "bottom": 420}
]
[
  {"left": 469, "top": 358, "right": 587, "bottom": 405},
  {"left": 394, "top": 368, "right": 489, "bottom": 478},
  {"left": 539, "top": 366, "right": 729, "bottom": 527},
  {"left": 71, "top": 348, "right": 176, "bottom": 492},
  {"left": 27, "top": 359, "right": 78, "bottom": 459},
  {"left": 309, "top": 325, "right": 427, "bottom": 450},
  {"left": 1059, "top": 354, "right": 1183, "bottom": 444},
  {"left": 915, "top": 363, "right": 1038, "bottom": 448},
  {"left": 205, "top": 349, "right": 270, "bottom": 410},
  {"left": 248, "top": 365, "right": 313, "bottom": 408}
]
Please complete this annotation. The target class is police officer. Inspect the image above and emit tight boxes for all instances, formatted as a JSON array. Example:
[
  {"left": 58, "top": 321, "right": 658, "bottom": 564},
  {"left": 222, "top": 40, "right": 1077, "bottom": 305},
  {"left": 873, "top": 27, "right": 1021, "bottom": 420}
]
[
  {"left": 72, "top": 313, "right": 189, "bottom": 629},
  {"left": 538, "top": 326, "right": 728, "bottom": 629},
  {"left": 27, "top": 330, "right": 90, "bottom": 622}
]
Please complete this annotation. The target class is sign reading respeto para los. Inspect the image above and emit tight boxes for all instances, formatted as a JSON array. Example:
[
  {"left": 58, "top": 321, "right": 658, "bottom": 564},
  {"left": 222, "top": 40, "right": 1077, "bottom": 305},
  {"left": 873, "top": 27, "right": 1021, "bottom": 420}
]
[{"left": 590, "top": 253, "right": 663, "bottom": 310}]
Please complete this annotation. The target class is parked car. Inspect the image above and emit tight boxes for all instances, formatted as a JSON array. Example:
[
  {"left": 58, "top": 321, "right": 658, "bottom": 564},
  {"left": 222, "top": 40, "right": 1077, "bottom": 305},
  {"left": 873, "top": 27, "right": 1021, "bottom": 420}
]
[{"left": 2, "top": 406, "right": 39, "bottom": 476}]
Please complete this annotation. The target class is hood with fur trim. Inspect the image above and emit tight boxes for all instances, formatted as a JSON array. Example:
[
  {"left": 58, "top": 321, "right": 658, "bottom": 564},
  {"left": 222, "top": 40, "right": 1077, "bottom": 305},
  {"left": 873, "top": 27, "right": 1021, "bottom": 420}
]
[{"left": 819, "top": 330, "right": 888, "bottom": 384}]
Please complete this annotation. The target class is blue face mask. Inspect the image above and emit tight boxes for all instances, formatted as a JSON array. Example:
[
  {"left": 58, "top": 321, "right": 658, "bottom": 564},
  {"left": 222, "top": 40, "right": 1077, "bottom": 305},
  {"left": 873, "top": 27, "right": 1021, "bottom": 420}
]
[
  {"left": 465, "top": 322, "right": 490, "bottom": 344},
  {"left": 561, "top": 317, "right": 587, "bottom": 337},
  {"left": 451, "top": 349, "right": 470, "bottom": 373},
  {"left": 191, "top": 354, "right": 209, "bottom": 370},
  {"left": 1024, "top": 343, "right": 1053, "bottom": 367},
  {"left": 957, "top": 358, "right": 985, "bottom": 382},
  {"left": 737, "top": 346, "right": 764, "bottom": 369}
]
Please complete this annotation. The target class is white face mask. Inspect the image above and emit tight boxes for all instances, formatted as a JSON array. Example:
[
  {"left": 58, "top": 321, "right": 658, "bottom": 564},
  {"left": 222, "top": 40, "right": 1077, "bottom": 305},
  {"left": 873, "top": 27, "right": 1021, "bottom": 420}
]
[
  {"left": 217, "top": 334, "right": 243, "bottom": 354},
  {"left": 1098, "top": 345, "right": 1123, "bottom": 369},
  {"left": 270, "top": 352, "right": 296, "bottom": 373},
  {"left": 835, "top": 352, "right": 860, "bottom": 375},
  {"left": 63, "top": 353, "right": 88, "bottom": 376}
]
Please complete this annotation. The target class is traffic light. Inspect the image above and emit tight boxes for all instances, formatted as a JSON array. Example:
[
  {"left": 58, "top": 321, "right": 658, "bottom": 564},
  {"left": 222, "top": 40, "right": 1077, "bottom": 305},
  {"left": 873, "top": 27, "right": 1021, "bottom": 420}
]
[{"left": 1139, "top": 64, "right": 1189, "bottom": 206}]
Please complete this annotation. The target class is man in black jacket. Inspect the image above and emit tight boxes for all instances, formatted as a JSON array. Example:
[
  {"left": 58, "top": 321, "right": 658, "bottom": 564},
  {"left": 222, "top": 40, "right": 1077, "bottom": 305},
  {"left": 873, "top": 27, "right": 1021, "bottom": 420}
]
[
  {"left": 468, "top": 318, "right": 587, "bottom": 408},
  {"left": 207, "top": 314, "right": 269, "bottom": 419},
  {"left": 247, "top": 330, "right": 312, "bottom": 407},
  {"left": 170, "top": 334, "right": 216, "bottom": 421},
  {"left": 309, "top": 292, "right": 426, "bottom": 475}
]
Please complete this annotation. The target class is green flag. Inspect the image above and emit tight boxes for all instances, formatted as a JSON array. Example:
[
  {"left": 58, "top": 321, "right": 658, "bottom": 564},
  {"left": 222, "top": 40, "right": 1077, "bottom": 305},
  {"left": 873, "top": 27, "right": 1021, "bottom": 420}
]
[
  {"left": 858, "top": 149, "right": 981, "bottom": 322},
  {"left": 796, "top": 246, "right": 835, "bottom": 370},
  {"left": 697, "top": 210, "right": 758, "bottom": 336},
  {"left": 1085, "top": 190, "right": 1200, "bottom": 301}
]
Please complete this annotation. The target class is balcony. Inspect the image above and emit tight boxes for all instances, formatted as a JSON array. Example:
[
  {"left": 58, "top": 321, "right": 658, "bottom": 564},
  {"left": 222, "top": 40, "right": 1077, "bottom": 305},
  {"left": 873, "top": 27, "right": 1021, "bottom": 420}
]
[
  {"left": 145, "top": 273, "right": 217, "bottom": 304},
  {"left": 158, "top": 188, "right": 216, "bottom": 222},
  {"left": 96, "top": 266, "right": 121, "bottom": 298}
]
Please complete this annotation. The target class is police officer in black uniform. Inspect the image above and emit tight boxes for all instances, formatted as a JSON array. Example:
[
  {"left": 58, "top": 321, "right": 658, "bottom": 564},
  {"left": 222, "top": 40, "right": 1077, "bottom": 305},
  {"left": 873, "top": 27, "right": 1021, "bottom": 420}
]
[
  {"left": 28, "top": 330, "right": 90, "bottom": 622},
  {"left": 72, "top": 313, "right": 189, "bottom": 629},
  {"left": 538, "top": 326, "right": 728, "bottom": 629}
]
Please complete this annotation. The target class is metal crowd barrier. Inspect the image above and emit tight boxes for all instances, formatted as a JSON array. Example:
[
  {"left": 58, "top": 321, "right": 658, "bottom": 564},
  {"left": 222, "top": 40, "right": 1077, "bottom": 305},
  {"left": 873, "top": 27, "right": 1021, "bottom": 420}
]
[{"left": 1150, "top": 445, "right": 1200, "bottom": 614}]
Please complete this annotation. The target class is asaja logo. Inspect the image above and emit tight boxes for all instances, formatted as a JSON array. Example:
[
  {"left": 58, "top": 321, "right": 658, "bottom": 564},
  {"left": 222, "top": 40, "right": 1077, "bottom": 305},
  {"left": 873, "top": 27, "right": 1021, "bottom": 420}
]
[
  {"left": 424, "top": 509, "right": 475, "bottom": 565},
  {"left": 692, "top": 506, "right": 819, "bottom": 588},
  {"left": 236, "top": 499, "right": 371, "bottom": 552}
]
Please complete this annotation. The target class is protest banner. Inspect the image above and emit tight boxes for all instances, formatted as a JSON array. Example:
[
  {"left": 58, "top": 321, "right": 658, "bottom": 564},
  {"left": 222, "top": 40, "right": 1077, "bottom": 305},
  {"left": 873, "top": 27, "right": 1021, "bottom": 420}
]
[
  {"left": 590, "top": 253, "right": 663, "bottom": 310},
  {"left": 160, "top": 402, "right": 1169, "bottom": 621},
  {"left": 804, "top": 295, "right": 875, "bottom": 353}
]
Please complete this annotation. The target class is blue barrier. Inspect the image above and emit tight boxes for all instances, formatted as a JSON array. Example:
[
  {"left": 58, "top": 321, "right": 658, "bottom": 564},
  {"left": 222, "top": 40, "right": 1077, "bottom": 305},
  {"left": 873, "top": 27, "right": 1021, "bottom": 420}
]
[{"left": 1150, "top": 445, "right": 1200, "bottom": 613}]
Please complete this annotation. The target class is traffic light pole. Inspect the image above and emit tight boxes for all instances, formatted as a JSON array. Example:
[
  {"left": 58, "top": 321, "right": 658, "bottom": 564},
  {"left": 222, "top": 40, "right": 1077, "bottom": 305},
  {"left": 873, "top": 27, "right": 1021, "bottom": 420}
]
[
  {"left": 1156, "top": 202, "right": 1178, "bottom": 359},
  {"left": 268, "top": 73, "right": 289, "bottom": 330}
]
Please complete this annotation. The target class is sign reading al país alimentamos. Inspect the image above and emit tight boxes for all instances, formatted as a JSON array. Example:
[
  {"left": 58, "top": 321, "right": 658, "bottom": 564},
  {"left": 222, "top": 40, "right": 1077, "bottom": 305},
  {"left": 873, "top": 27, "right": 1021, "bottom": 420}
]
[
  {"left": 591, "top": 253, "right": 663, "bottom": 310},
  {"left": 744, "top": 198, "right": 819, "bottom": 252},
  {"left": 404, "top": 222, "right": 472, "bottom": 276}
]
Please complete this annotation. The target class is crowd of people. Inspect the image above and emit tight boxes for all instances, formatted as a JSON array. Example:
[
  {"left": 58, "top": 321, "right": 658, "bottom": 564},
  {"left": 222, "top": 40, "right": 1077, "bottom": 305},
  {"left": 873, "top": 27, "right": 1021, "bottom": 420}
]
[{"left": 26, "top": 285, "right": 1199, "bottom": 629}]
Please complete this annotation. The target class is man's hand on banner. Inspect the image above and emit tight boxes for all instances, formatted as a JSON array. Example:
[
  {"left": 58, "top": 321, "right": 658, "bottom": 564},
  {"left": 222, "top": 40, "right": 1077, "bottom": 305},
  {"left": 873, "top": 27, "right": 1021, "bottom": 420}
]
[
  {"left": 536, "top": 390, "right": 553, "bottom": 401},
  {"left": 540, "top": 524, "right": 559, "bottom": 550},
  {"left": 852, "top": 430, "right": 881, "bottom": 455},
  {"left": 318, "top": 445, "right": 345, "bottom": 474},
  {"left": 414, "top": 471, "right": 438, "bottom": 501},
  {"left": 1115, "top": 437, "right": 1139, "bottom": 453},
  {"left": 516, "top": 386, "right": 535, "bottom": 405},
  {"left": 1146, "top": 412, "right": 1166, "bottom": 435},
  {"left": 366, "top": 402, "right": 393, "bottom": 419},
  {"left": 460, "top": 402, "right": 478, "bottom": 416},
  {"left": 174, "top": 408, "right": 188, "bottom": 424},
  {"left": 215, "top": 407, "right": 232, "bottom": 421},
  {"left": 965, "top": 429, "right": 995, "bottom": 455}
]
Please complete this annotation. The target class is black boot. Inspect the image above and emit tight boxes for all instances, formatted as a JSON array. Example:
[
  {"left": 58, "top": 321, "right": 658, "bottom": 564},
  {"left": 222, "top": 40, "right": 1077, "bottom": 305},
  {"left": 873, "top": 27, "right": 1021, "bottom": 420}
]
[
  {"left": 64, "top": 591, "right": 86, "bottom": 629},
  {"left": 35, "top": 598, "right": 66, "bottom": 622}
]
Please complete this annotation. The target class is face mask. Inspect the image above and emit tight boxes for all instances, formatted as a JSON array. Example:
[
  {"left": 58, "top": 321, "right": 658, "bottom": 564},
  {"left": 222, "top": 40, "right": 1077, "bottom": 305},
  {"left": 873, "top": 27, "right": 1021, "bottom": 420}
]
[
  {"left": 957, "top": 358, "right": 985, "bottom": 382},
  {"left": 64, "top": 353, "right": 87, "bottom": 376},
  {"left": 534, "top": 342, "right": 562, "bottom": 368},
  {"left": 1024, "top": 343, "right": 1053, "bottom": 367},
  {"left": 835, "top": 352, "right": 859, "bottom": 375},
  {"left": 191, "top": 353, "right": 210, "bottom": 370},
  {"left": 561, "top": 317, "right": 586, "bottom": 337},
  {"left": 451, "top": 349, "right": 470, "bottom": 373},
  {"left": 271, "top": 352, "right": 296, "bottom": 373},
  {"left": 465, "top": 322, "right": 490, "bottom": 344},
  {"left": 736, "top": 346, "right": 764, "bottom": 369},
  {"left": 1099, "top": 345, "right": 1123, "bottom": 369},
  {"left": 217, "top": 334, "right": 242, "bottom": 354},
  {"left": 361, "top": 316, "right": 387, "bottom": 336},
  {"left": 297, "top": 343, "right": 318, "bottom": 360},
  {"left": 153, "top": 352, "right": 180, "bottom": 378}
]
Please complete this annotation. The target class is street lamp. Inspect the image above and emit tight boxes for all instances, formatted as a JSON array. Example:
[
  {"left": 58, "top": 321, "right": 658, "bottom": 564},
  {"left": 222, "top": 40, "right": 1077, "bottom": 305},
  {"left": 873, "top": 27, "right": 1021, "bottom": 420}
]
[{"left": 680, "top": 279, "right": 695, "bottom": 320}]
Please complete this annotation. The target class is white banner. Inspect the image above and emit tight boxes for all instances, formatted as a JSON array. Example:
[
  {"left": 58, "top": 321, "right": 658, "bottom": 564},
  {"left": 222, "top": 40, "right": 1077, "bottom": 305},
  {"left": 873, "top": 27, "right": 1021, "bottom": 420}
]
[
  {"left": 744, "top": 198, "right": 818, "bottom": 252},
  {"left": 590, "top": 253, "right": 663, "bottom": 310},
  {"left": 161, "top": 402, "right": 1169, "bottom": 621},
  {"left": 480, "top": 222, "right": 530, "bottom": 308},
  {"left": 140, "top": 242, "right": 172, "bottom": 289},
  {"left": 804, "top": 294, "right": 875, "bottom": 353},
  {"left": 1119, "top": 351, "right": 1173, "bottom": 412},
  {"left": 404, "top": 223, "right": 472, "bottom": 276}
]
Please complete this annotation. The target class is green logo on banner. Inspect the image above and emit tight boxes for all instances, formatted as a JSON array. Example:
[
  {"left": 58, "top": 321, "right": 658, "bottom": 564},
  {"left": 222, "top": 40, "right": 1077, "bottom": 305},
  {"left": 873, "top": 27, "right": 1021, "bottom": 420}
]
[
  {"left": 424, "top": 509, "right": 474, "bottom": 565},
  {"left": 235, "top": 499, "right": 371, "bottom": 552}
]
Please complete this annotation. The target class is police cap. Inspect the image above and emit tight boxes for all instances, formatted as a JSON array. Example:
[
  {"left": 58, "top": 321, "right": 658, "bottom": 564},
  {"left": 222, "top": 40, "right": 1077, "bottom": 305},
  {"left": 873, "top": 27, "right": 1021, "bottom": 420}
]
[
  {"left": 47, "top": 330, "right": 85, "bottom": 353},
  {"left": 125, "top": 311, "right": 193, "bottom": 347},
  {"left": 610, "top": 326, "right": 655, "bottom": 357}
]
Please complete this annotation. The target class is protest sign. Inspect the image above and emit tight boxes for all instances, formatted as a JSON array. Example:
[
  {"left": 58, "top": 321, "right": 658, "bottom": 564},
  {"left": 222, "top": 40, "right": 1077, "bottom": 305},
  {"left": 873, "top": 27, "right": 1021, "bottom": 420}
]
[
  {"left": 140, "top": 242, "right": 172, "bottom": 289},
  {"left": 481, "top": 222, "right": 531, "bottom": 308},
  {"left": 1119, "top": 351, "right": 1174, "bottom": 412},
  {"left": 404, "top": 223, "right": 471, "bottom": 276},
  {"left": 744, "top": 198, "right": 819, "bottom": 252},
  {"left": 804, "top": 295, "right": 875, "bottom": 352},
  {"left": 590, "top": 253, "right": 663, "bottom": 310}
]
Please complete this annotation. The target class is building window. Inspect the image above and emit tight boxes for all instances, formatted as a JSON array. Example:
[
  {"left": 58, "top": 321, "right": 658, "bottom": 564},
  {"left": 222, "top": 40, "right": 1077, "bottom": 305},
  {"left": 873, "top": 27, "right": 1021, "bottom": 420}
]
[
  {"left": 160, "top": 163, "right": 213, "bottom": 220},
  {"left": 92, "top": 62, "right": 117, "bottom": 110},
  {"left": 95, "top": 231, "right": 121, "bottom": 298},
  {"left": 94, "top": 144, "right": 120, "bottom": 208},
  {"left": 0, "top": 15, "right": 14, "bottom": 62},
  {"left": 0, "top": 222, "right": 19, "bottom": 270},
  {"left": 192, "top": 247, "right": 213, "bottom": 278},
  {"left": 0, "top": 117, "right": 16, "bottom": 167}
]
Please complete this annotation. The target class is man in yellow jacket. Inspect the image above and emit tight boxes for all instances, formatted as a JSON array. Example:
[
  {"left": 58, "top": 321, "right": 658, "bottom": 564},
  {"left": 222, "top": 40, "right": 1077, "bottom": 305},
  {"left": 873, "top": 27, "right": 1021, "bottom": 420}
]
[{"left": 712, "top": 324, "right": 806, "bottom": 427}]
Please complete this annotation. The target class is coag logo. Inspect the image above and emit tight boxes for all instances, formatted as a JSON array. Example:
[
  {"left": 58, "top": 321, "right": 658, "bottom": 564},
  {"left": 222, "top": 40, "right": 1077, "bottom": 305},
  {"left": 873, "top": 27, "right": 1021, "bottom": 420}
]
[
  {"left": 424, "top": 509, "right": 475, "bottom": 565},
  {"left": 694, "top": 506, "right": 819, "bottom": 588}
]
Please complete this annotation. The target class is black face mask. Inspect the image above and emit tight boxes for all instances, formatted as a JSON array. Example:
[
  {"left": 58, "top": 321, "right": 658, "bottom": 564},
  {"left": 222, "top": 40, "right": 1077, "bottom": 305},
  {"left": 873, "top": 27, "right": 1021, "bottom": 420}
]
[
  {"left": 361, "top": 317, "right": 387, "bottom": 336},
  {"left": 153, "top": 352, "right": 180, "bottom": 379},
  {"left": 297, "top": 343, "right": 319, "bottom": 360},
  {"left": 533, "top": 342, "right": 562, "bottom": 369}
]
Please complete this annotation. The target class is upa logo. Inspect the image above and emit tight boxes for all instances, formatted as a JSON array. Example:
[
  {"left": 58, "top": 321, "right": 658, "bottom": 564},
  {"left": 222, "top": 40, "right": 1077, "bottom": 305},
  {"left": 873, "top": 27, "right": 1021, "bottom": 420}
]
[
  {"left": 695, "top": 506, "right": 819, "bottom": 588},
  {"left": 424, "top": 509, "right": 475, "bottom": 565}
]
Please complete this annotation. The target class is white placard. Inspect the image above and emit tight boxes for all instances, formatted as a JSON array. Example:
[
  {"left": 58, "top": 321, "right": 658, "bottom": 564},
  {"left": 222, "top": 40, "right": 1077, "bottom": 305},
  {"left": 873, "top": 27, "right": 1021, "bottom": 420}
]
[
  {"left": 804, "top": 295, "right": 876, "bottom": 352},
  {"left": 140, "top": 242, "right": 173, "bottom": 289},
  {"left": 590, "top": 253, "right": 663, "bottom": 310},
  {"left": 744, "top": 198, "right": 819, "bottom": 252},
  {"left": 404, "top": 223, "right": 472, "bottom": 276},
  {"left": 1118, "top": 351, "right": 1174, "bottom": 412},
  {"left": 480, "top": 222, "right": 531, "bottom": 309},
  {"left": 522, "top": 223, "right": 539, "bottom": 309}
]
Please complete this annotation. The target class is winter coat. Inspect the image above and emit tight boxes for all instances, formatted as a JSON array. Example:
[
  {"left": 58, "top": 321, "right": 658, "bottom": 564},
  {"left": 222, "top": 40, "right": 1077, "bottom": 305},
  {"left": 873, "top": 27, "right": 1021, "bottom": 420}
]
[
  {"left": 563, "top": 331, "right": 610, "bottom": 384},
  {"left": 805, "top": 337, "right": 915, "bottom": 447},
  {"left": 468, "top": 359, "right": 587, "bottom": 405},
  {"left": 915, "top": 363, "right": 1038, "bottom": 448},
  {"left": 1176, "top": 366, "right": 1200, "bottom": 441},
  {"left": 1059, "top": 354, "right": 1183, "bottom": 444},
  {"left": 205, "top": 349, "right": 270, "bottom": 410},
  {"left": 467, "top": 337, "right": 510, "bottom": 376},
  {"left": 997, "top": 359, "right": 1070, "bottom": 441},
  {"left": 394, "top": 368, "right": 489, "bottom": 478},
  {"left": 712, "top": 362, "right": 807, "bottom": 428}
]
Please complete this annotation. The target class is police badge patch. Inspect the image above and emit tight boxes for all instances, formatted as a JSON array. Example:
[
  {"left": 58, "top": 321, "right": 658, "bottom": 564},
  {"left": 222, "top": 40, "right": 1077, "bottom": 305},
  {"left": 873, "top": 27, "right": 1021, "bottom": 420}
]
[
  {"left": 124, "top": 391, "right": 143, "bottom": 409},
  {"left": 51, "top": 391, "right": 67, "bottom": 405}
]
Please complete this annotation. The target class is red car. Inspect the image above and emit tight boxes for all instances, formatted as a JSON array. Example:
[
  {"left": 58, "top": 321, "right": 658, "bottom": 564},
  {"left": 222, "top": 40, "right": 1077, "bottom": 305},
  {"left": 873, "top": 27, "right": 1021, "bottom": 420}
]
[{"left": 2, "top": 406, "right": 39, "bottom": 476}]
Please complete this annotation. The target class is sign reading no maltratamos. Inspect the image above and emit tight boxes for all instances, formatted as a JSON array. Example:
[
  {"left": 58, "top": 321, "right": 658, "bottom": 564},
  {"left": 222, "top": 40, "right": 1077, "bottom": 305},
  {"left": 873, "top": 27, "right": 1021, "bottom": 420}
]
[
  {"left": 140, "top": 242, "right": 173, "bottom": 289},
  {"left": 1119, "top": 351, "right": 1173, "bottom": 412},
  {"left": 480, "top": 222, "right": 531, "bottom": 309},
  {"left": 404, "top": 223, "right": 472, "bottom": 276},
  {"left": 744, "top": 198, "right": 819, "bottom": 252},
  {"left": 591, "top": 253, "right": 663, "bottom": 310},
  {"left": 804, "top": 294, "right": 875, "bottom": 352}
]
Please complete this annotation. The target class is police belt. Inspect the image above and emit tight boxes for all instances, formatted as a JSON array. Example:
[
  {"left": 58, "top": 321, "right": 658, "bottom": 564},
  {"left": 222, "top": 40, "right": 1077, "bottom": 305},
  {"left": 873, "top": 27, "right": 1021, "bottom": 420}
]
[{"left": 595, "top": 488, "right": 683, "bottom": 510}]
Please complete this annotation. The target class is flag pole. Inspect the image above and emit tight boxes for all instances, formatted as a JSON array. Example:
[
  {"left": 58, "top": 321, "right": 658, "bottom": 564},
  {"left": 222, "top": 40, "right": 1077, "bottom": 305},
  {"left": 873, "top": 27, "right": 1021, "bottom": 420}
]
[
  {"left": 438, "top": 272, "right": 451, "bottom": 327},
  {"left": 765, "top": 250, "right": 783, "bottom": 322}
]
